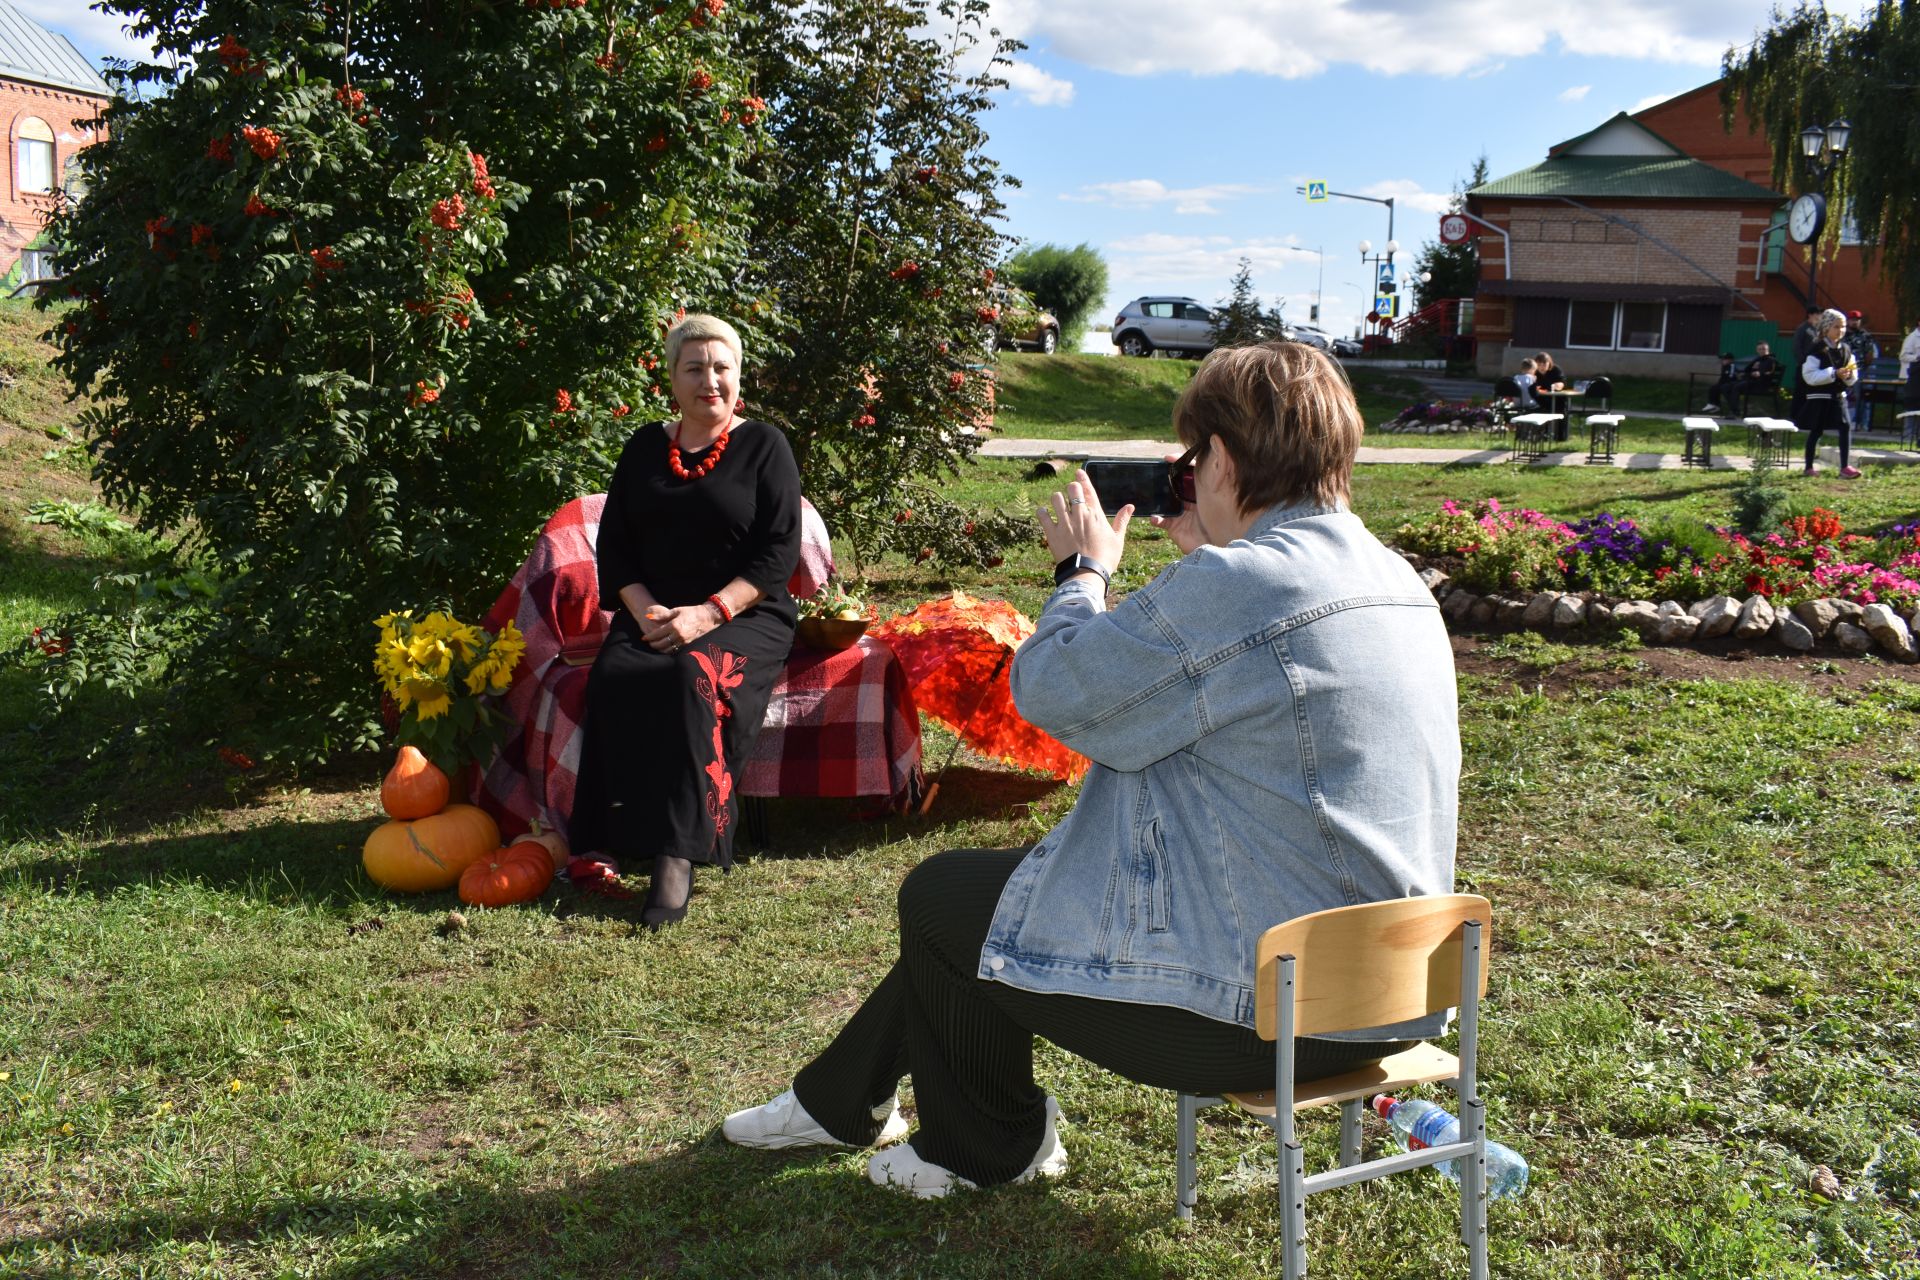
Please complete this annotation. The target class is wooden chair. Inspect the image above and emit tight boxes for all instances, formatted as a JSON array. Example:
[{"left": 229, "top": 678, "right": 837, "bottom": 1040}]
[{"left": 1174, "top": 894, "right": 1495, "bottom": 1279}]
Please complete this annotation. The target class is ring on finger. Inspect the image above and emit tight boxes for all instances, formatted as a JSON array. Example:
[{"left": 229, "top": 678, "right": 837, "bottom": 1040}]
[{"left": 1067, "top": 497, "right": 1086, "bottom": 507}]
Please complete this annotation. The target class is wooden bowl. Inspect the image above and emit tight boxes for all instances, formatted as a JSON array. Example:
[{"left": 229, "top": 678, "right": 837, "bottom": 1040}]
[{"left": 796, "top": 616, "right": 870, "bottom": 652}]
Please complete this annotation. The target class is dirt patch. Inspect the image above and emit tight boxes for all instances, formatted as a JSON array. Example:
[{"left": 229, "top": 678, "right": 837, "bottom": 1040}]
[{"left": 1450, "top": 630, "right": 1920, "bottom": 698}]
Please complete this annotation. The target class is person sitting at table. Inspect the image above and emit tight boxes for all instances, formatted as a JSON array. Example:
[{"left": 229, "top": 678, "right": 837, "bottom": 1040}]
[
  {"left": 1701, "top": 342, "right": 1781, "bottom": 415},
  {"left": 1512, "top": 357, "right": 1539, "bottom": 409},
  {"left": 1799, "top": 307, "right": 1860, "bottom": 479},
  {"left": 570, "top": 313, "right": 802, "bottom": 930},
  {"left": 1532, "top": 350, "right": 1568, "bottom": 393},
  {"left": 722, "top": 340, "right": 1460, "bottom": 1198}
]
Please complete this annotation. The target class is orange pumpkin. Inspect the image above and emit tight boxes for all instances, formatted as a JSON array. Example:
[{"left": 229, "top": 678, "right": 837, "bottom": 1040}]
[
  {"left": 459, "top": 838, "right": 556, "bottom": 906},
  {"left": 381, "top": 745, "right": 450, "bottom": 820},
  {"left": 516, "top": 820, "right": 571, "bottom": 874},
  {"left": 362, "top": 803, "right": 500, "bottom": 893}
]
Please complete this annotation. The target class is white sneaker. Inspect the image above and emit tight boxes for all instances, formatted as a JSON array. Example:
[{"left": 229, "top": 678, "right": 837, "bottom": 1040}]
[
  {"left": 866, "top": 1096, "right": 1067, "bottom": 1198},
  {"left": 723, "top": 1089, "right": 909, "bottom": 1150}
]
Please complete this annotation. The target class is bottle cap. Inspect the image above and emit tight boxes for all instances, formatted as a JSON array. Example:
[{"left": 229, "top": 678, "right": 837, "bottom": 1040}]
[{"left": 1371, "top": 1094, "right": 1398, "bottom": 1118}]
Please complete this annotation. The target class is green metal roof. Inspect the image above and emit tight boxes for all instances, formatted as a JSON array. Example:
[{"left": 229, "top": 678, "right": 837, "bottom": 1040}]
[{"left": 1471, "top": 156, "right": 1781, "bottom": 202}]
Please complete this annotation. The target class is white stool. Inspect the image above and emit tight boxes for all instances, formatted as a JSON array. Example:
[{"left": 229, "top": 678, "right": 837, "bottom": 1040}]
[
  {"left": 1743, "top": 416, "right": 1798, "bottom": 466},
  {"left": 1899, "top": 410, "right": 1920, "bottom": 450},
  {"left": 1585, "top": 413, "right": 1624, "bottom": 463},
  {"left": 1509, "top": 413, "right": 1562, "bottom": 461},
  {"left": 1681, "top": 416, "right": 1720, "bottom": 468}
]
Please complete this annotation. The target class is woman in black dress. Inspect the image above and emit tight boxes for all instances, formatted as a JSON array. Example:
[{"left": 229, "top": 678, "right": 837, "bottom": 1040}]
[{"left": 571, "top": 314, "right": 802, "bottom": 928}]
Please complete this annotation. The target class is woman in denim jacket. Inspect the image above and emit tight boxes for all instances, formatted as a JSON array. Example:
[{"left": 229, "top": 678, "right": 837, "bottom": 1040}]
[{"left": 726, "top": 342, "right": 1461, "bottom": 1197}]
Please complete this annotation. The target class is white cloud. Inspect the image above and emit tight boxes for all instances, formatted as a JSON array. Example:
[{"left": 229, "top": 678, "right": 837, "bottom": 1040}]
[
  {"left": 1103, "top": 233, "right": 1318, "bottom": 294},
  {"left": 999, "top": 59, "right": 1076, "bottom": 106},
  {"left": 1356, "top": 179, "right": 1454, "bottom": 216},
  {"left": 1062, "top": 178, "right": 1262, "bottom": 216},
  {"left": 1559, "top": 84, "right": 1593, "bottom": 102},
  {"left": 984, "top": 0, "right": 1757, "bottom": 78}
]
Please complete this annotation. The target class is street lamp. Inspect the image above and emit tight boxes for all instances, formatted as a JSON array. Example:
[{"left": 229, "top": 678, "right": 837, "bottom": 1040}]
[
  {"left": 1358, "top": 238, "right": 1403, "bottom": 335},
  {"left": 1794, "top": 117, "right": 1851, "bottom": 306}
]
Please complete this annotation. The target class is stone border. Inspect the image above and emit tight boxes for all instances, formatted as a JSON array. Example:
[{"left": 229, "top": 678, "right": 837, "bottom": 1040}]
[{"left": 1399, "top": 552, "right": 1919, "bottom": 663}]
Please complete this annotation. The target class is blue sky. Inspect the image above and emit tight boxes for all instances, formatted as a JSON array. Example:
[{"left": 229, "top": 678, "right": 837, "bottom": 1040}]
[{"left": 37, "top": 0, "right": 1811, "bottom": 344}]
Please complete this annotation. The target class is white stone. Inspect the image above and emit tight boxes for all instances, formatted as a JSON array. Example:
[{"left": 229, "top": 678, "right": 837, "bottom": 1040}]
[
  {"left": 1832, "top": 599, "right": 1865, "bottom": 625},
  {"left": 1418, "top": 567, "right": 1449, "bottom": 595},
  {"left": 1655, "top": 612, "right": 1701, "bottom": 644},
  {"left": 1776, "top": 612, "right": 1815, "bottom": 651},
  {"left": 1552, "top": 596, "right": 1587, "bottom": 628},
  {"left": 1834, "top": 621, "right": 1873, "bottom": 653},
  {"left": 1523, "top": 592, "right": 1561, "bottom": 628},
  {"left": 1587, "top": 600, "right": 1614, "bottom": 627},
  {"left": 1794, "top": 598, "right": 1840, "bottom": 639},
  {"left": 1732, "top": 594, "right": 1776, "bottom": 641},
  {"left": 1695, "top": 595, "right": 1742, "bottom": 639},
  {"left": 1658, "top": 599, "right": 1688, "bottom": 618},
  {"left": 1862, "top": 603, "right": 1917, "bottom": 661},
  {"left": 1613, "top": 601, "right": 1661, "bottom": 637},
  {"left": 1496, "top": 597, "right": 1529, "bottom": 627}
]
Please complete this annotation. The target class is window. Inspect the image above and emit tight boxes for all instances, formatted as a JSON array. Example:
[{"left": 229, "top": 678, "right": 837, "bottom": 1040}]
[
  {"left": 18, "top": 248, "right": 55, "bottom": 282},
  {"left": 16, "top": 115, "right": 54, "bottom": 194},
  {"left": 1179, "top": 304, "right": 1211, "bottom": 322},
  {"left": 1567, "top": 300, "right": 1615, "bottom": 348},
  {"left": 1144, "top": 302, "right": 1175, "bottom": 319},
  {"left": 1565, "top": 300, "right": 1668, "bottom": 352}
]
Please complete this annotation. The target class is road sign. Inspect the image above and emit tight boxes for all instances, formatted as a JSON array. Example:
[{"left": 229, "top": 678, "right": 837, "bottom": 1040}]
[
  {"left": 1440, "top": 213, "right": 1470, "bottom": 245},
  {"left": 1374, "top": 294, "right": 1395, "bottom": 318},
  {"left": 1376, "top": 261, "right": 1396, "bottom": 288},
  {"left": 1304, "top": 180, "right": 1328, "bottom": 203}
]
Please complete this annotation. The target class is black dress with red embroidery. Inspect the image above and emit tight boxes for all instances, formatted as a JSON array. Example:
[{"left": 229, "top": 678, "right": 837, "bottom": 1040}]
[{"left": 570, "top": 419, "right": 801, "bottom": 869}]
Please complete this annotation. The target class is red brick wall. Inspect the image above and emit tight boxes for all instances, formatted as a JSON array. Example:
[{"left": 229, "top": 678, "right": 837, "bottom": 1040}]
[
  {"left": 0, "top": 77, "right": 109, "bottom": 277},
  {"left": 1635, "top": 82, "right": 1902, "bottom": 334}
]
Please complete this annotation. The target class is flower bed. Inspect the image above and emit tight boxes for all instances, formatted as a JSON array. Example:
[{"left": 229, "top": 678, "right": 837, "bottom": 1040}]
[
  {"left": 1393, "top": 500, "right": 1920, "bottom": 660},
  {"left": 1379, "top": 400, "right": 1507, "bottom": 435}
]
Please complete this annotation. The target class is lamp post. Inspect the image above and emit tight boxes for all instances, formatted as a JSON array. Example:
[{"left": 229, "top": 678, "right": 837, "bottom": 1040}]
[
  {"left": 1358, "top": 238, "right": 1401, "bottom": 337},
  {"left": 1796, "top": 117, "right": 1851, "bottom": 308}
]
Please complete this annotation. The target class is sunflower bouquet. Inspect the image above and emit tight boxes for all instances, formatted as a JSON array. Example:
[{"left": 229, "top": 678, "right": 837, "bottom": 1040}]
[{"left": 373, "top": 609, "right": 527, "bottom": 774}]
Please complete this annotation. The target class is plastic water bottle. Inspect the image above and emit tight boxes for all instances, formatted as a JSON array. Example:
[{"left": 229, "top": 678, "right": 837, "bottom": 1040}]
[{"left": 1372, "top": 1095, "right": 1530, "bottom": 1199}]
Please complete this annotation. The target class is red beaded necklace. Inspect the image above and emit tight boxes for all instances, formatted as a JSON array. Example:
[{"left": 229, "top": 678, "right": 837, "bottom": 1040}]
[{"left": 668, "top": 417, "right": 733, "bottom": 481}]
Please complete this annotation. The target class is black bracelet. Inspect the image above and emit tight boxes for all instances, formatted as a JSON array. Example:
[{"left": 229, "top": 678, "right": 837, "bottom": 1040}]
[{"left": 1053, "top": 553, "right": 1111, "bottom": 588}]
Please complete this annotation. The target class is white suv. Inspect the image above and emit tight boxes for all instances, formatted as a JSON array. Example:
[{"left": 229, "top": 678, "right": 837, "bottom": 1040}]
[{"left": 1111, "top": 296, "right": 1216, "bottom": 358}]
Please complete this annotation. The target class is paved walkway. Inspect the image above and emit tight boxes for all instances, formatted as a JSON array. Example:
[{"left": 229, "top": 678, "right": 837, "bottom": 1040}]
[{"left": 978, "top": 436, "right": 1920, "bottom": 472}]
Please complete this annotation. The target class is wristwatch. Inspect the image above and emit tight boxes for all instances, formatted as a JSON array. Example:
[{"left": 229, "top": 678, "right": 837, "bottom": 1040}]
[{"left": 1053, "top": 553, "right": 1111, "bottom": 588}]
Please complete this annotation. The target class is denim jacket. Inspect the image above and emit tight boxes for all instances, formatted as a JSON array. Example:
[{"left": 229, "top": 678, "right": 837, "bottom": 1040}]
[{"left": 983, "top": 500, "right": 1460, "bottom": 1041}]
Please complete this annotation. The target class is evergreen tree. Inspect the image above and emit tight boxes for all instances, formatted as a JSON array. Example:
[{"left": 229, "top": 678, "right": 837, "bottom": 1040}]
[
  {"left": 1210, "top": 257, "right": 1278, "bottom": 348},
  {"left": 1723, "top": 3, "right": 1920, "bottom": 320},
  {"left": 1412, "top": 155, "right": 1489, "bottom": 312}
]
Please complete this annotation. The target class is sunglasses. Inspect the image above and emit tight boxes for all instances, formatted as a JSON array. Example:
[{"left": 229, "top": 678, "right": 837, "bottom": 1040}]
[{"left": 1169, "top": 442, "right": 1202, "bottom": 506}]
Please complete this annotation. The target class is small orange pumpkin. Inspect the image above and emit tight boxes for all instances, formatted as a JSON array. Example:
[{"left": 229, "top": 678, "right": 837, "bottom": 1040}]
[
  {"left": 381, "top": 745, "right": 450, "bottom": 820},
  {"left": 362, "top": 803, "right": 500, "bottom": 893},
  {"left": 459, "top": 838, "right": 556, "bottom": 907}
]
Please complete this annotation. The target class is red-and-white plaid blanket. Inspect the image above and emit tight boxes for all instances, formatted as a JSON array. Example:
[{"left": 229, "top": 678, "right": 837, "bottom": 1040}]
[{"left": 474, "top": 494, "right": 915, "bottom": 840}]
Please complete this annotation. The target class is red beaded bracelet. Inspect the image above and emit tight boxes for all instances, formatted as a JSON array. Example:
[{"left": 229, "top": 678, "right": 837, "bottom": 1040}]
[{"left": 708, "top": 593, "right": 733, "bottom": 623}]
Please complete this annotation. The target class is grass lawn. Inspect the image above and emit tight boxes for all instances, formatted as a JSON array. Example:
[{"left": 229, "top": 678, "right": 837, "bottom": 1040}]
[{"left": 4, "top": 325, "right": 1920, "bottom": 1277}]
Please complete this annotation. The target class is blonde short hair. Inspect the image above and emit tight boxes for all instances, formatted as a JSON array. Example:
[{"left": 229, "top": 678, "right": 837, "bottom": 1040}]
[
  {"left": 1173, "top": 341, "right": 1362, "bottom": 511},
  {"left": 666, "top": 313, "right": 744, "bottom": 370},
  {"left": 1519, "top": 358, "right": 1537, "bottom": 372},
  {"left": 1819, "top": 308, "right": 1848, "bottom": 335}
]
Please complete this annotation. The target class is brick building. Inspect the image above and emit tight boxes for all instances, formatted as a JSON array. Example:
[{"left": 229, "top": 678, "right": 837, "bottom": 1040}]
[
  {"left": 0, "top": 2, "right": 110, "bottom": 291},
  {"left": 1631, "top": 80, "right": 1902, "bottom": 337},
  {"left": 1465, "top": 112, "right": 1784, "bottom": 379}
]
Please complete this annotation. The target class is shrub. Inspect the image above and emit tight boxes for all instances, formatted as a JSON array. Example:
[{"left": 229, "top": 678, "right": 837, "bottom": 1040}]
[{"left": 1003, "top": 242, "right": 1108, "bottom": 349}]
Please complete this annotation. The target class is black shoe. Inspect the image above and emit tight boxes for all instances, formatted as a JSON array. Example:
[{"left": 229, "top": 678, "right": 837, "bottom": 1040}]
[{"left": 641, "top": 900, "right": 689, "bottom": 932}]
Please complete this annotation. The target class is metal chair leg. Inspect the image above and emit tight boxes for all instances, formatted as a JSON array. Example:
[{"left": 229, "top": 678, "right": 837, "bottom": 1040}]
[
  {"left": 1338, "top": 1098, "right": 1363, "bottom": 1168},
  {"left": 1462, "top": 1096, "right": 1490, "bottom": 1280},
  {"left": 1281, "top": 1139, "right": 1308, "bottom": 1279},
  {"left": 1175, "top": 1094, "right": 1199, "bottom": 1220}
]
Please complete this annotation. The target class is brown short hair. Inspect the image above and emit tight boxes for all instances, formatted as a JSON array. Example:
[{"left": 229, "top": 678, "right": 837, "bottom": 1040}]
[{"left": 1172, "top": 341, "right": 1362, "bottom": 511}]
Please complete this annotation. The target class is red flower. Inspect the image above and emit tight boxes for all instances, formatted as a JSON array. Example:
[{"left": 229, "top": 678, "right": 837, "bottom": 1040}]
[
  {"left": 190, "top": 223, "right": 215, "bottom": 249},
  {"left": 689, "top": 68, "right": 714, "bottom": 93},
  {"left": 334, "top": 83, "right": 365, "bottom": 111},
  {"left": 241, "top": 125, "right": 282, "bottom": 160},
  {"left": 206, "top": 134, "right": 233, "bottom": 163},
  {"left": 410, "top": 381, "right": 442, "bottom": 406},
  {"left": 738, "top": 95, "right": 766, "bottom": 125},
  {"left": 613, "top": 404, "right": 632, "bottom": 418},
  {"left": 218, "top": 746, "right": 257, "bottom": 770},
  {"left": 983, "top": 268, "right": 995, "bottom": 283},
  {"left": 469, "top": 152, "right": 496, "bottom": 199},
  {"left": 855, "top": 413, "right": 876, "bottom": 427},
  {"left": 895, "top": 510, "right": 912, "bottom": 523},
  {"left": 985, "top": 555, "right": 1004, "bottom": 568},
  {"left": 963, "top": 521, "right": 976, "bottom": 535},
  {"left": 914, "top": 165, "right": 937, "bottom": 183},
  {"left": 186, "top": 320, "right": 200, "bottom": 339},
  {"left": 977, "top": 307, "right": 999, "bottom": 324},
  {"left": 430, "top": 193, "right": 466, "bottom": 230},
  {"left": 948, "top": 371, "right": 966, "bottom": 389},
  {"left": 594, "top": 52, "right": 619, "bottom": 71},
  {"left": 691, "top": 0, "right": 723, "bottom": 24},
  {"left": 309, "top": 245, "right": 344, "bottom": 273},
  {"left": 215, "top": 35, "right": 262, "bottom": 75},
  {"left": 554, "top": 388, "right": 575, "bottom": 413},
  {"left": 646, "top": 132, "right": 668, "bottom": 153},
  {"left": 889, "top": 259, "right": 920, "bottom": 280},
  {"left": 32, "top": 628, "right": 69, "bottom": 656},
  {"left": 916, "top": 547, "right": 934, "bottom": 563},
  {"left": 243, "top": 192, "right": 275, "bottom": 217}
]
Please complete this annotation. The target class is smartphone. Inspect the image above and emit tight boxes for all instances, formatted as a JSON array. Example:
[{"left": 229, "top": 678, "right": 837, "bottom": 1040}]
[{"left": 1081, "top": 460, "right": 1181, "bottom": 518}]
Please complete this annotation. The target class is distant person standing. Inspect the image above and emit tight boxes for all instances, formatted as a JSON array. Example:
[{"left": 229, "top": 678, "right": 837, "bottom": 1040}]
[
  {"left": 1791, "top": 305, "right": 1821, "bottom": 424},
  {"left": 1846, "top": 311, "right": 1880, "bottom": 427},
  {"left": 1902, "top": 318, "right": 1920, "bottom": 421},
  {"left": 1799, "top": 307, "right": 1861, "bottom": 479}
]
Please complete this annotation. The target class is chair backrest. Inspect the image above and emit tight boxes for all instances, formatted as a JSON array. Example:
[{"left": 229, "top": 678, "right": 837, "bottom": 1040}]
[
  {"left": 1583, "top": 375, "right": 1613, "bottom": 402},
  {"left": 1491, "top": 376, "right": 1520, "bottom": 398},
  {"left": 1252, "top": 894, "right": 1492, "bottom": 1040}
]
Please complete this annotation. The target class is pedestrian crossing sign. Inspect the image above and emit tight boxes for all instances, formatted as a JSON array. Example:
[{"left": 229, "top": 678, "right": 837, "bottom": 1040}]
[
  {"left": 1375, "top": 294, "right": 1397, "bottom": 318},
  {"left": 1305, "top": 181, "right": 1328, "bottom": 203}
]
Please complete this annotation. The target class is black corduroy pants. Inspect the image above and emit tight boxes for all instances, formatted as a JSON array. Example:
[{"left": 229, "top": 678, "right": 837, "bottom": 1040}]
[{"left": 792, "top": 847, "right": 1408, "bottom": 1187}]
